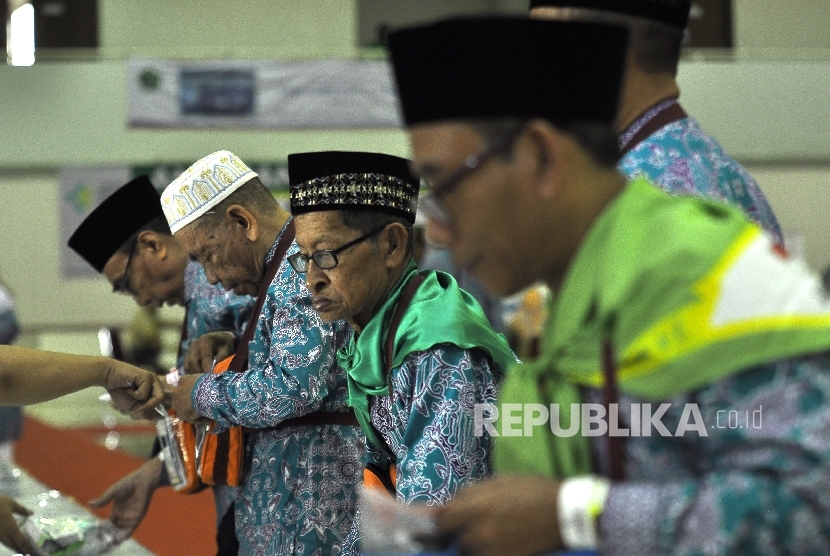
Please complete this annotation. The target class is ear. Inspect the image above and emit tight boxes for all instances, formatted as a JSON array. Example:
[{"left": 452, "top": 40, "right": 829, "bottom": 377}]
[
  {"left": 137, "top": 230, "right": 168, "bottom": 259},
  {"left": 225, "top": 204, "right": 260, "bottom": 242},
  {"left": 382, "top": 223, "right": 411, "bottom": 269},
  {"left": 522, "top": 119, "right": 567, "bottom": 200}
]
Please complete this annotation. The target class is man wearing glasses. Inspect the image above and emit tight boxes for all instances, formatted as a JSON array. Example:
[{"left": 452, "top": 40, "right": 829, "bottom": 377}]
[
  {"left": 161, "top": 151, "right": 365, "bottom": 556},
  {"left": 286, "top": 150, "right": 515, "bottom": 554},
  {"left": 67, "top": 175, "right": 254, "bottom": 554},
  {"left": 389, "top": 16, "right": 830, "bottom": 556}
]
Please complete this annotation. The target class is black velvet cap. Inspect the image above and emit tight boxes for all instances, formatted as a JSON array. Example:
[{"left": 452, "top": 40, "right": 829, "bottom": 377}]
[
  {"left": 388, "top": 17, "right": 629, "bottom": 128},
  {"left": 529, "top": 0, "right": 692, "bottom": 29},
  {"left": 288, "top": 151, "right": 420, "bottom": 224},
  {"left": 67, "top": 175, "right": 165, "bottom": 272}
]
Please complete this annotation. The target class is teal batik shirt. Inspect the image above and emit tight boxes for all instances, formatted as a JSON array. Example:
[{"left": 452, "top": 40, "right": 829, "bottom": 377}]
[
  {"left": 619, "top": 98, "right": 783, "bottom": 245},
  {"left": 192, "top": 222, "right": 365, "bottom": 556},
  {"left": 180, "top": 261, "right": 254, "bottom": 526}
]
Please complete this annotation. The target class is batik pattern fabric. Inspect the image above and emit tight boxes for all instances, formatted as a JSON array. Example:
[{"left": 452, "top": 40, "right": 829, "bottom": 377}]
[
  {"left": 619, "top": 107, "right": 784, "bottom": 246},
  {"left": 192, "top": 228, "right": 365, "bottom": 556},
  {"left": 590, "top": 353, "right": 830, "bottom": 555},
  {"left": 180, "top": 260, "right": 255, "bottom": 523},
  {"left": 343, "top": 346, "right": 502, "bottom": 555},
  {"left": 178, "top": 260, "right": 255, "bottom": 371}
]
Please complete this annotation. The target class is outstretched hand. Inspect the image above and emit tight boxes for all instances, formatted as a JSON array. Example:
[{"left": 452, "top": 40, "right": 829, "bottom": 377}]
[
  {"left": 0, "top": 494, "right": 36, "bottom": 555},
  {"left": 89, "top": 458, "right": 163, "bottom": 536},
  {"left": 104, "top": 362, "right": 164, "bottom": 418},
  {"left": 434, "top": 475, "right": 563, "bottom": 556}
]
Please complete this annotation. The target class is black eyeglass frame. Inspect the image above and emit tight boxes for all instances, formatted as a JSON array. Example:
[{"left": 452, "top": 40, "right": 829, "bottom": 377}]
[
  {"left": 418, "top": 124, "right": 526, "bottom": 226},
  {"left": 288, "top": 224, "right": 389, "bottom": 274},
  {"left": 112, "top": 238, "right": 140, "bottom": 296}
]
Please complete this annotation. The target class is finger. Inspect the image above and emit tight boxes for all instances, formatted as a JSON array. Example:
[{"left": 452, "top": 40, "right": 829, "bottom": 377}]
[
  {"left": 88, "top": 483, "right": 120, "bottom": 508},
  {"left": 200, "top": 349, "right": 215, "bottom": 374},
  {"left": 434, "top": 497, "right": 483, "bottom": 536},
  {"left": 9, "top": 528, "right": 38, "bottom": 555},
  {"left": 9, "top": 500, "right": 32, "bottom": 516},
  {"left": 132, "top": 380, "right": 165, "bottom": 415}
]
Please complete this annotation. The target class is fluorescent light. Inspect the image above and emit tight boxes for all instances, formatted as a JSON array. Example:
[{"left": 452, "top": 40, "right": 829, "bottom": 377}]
[{"left": 9, "top": 3, "right": 35, "bottom": 66}]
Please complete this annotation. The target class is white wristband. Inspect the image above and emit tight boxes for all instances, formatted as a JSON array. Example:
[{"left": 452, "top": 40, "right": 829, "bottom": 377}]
[
  {"left": 557, "top": 475, "right": 610, "bottom": 550},
  {"left": 165, "top": 368, "right": 182, "bottom": 386}
]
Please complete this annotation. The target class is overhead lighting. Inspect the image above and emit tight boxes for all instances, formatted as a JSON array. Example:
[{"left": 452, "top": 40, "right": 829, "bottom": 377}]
[{"left": 8, "top": 3, "right": 35, "bottom": 66}]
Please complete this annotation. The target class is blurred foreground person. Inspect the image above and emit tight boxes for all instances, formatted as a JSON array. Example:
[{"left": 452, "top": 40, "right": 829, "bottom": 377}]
[{"left": 390, "top": 16, "right": 830, "bottom": 556}]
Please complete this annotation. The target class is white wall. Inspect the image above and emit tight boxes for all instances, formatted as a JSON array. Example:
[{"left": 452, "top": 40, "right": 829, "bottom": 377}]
[{"left": 1, "top": 0, "right": 830, "bottom": 335}]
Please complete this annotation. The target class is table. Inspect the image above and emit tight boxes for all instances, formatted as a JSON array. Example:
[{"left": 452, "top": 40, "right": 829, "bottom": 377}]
[{"left": 0, "top": 462, "right": 154, "bottom": 555}]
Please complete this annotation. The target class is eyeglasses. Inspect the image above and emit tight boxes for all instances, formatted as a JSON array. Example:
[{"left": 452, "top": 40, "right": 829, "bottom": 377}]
[
  {"left": 112, "top": 239, "right": 139, "bottom": 296},
  {"left": 288, "top": 224, "right": 388, "bottom": 274},
  {"left": 418, "top": 125, "right": 526, "bottom": 226}
]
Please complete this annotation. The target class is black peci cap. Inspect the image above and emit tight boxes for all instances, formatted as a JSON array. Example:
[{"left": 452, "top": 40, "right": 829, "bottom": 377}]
[
  {"left": 529, "top": 0, "right": 692, "bottom": 29},
  {"left": 67, "top": 175, "right": 165, "bottom": 272},
  {"left": 387, "top": 17, "right": 629, "bottom": 129},
  {"left": 288, "top": 151, "right": 420, "bottom": 224}
]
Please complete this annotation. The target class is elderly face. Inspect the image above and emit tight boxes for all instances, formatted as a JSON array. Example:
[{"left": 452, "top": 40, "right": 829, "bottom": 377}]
[
  {"left": 409, "top": 121, "right": 550, "bottom": 297},
  {"left": 102, "top": 234, "right": 187, "bottom": 307},
  {"left": 175, "top": 219, "right": 261, "bottom": 297},
  {"left": 293, "top": 211, "right": 401, "bottom": 329}
]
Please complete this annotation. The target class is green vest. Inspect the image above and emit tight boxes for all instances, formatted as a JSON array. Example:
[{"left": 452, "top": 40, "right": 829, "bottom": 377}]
[{"left": 496, "top": 177, "right": 830, "bottom": 477}]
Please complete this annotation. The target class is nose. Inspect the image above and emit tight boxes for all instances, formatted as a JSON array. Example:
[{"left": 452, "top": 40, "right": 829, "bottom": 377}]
[
  {"left": 304, "top": 262, "right": 328, "bottom": 293},
  {"left": 425, "top": 218, "right": 453, "bottom": 247}
]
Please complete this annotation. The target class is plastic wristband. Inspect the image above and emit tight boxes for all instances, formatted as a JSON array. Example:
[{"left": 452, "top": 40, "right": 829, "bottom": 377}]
[
  {"left": 557, "top": 475, "right": 610, "bottom": 550},
  {"left": 165, "top": 368, "right": 182, "bottom": 387}
]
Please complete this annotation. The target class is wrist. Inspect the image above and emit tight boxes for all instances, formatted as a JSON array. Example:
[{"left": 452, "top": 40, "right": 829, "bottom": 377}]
[{"left": 557, "top": 475, "right": 610, "bottom": 550}]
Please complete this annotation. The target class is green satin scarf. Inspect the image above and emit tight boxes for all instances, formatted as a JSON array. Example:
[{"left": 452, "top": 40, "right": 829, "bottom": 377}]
[
  {"left": 495, "top": 177, "right": 830, "bottom": 477},
  {"left": 337, "top": 260, "right": 517, "bottom": 451}
]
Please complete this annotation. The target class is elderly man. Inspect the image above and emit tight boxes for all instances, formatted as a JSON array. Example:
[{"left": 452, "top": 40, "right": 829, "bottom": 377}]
[
  {"left": 0, "top": 345, "right": 163, "bottom": 554},
  {"left": 67, "top": 175, "right": 253, "bottom": 552},
  {"left": 529, "top": 0, "right": 782, "bottom": 244},
  {"left": 286, "top": 151, "right": 515, "bottom": 553},
  {"left": 388, "top": 16, "right": 830, "bottom": 556},
  {"left": 161, "top": 151, "right": 364, "bottom": 555}
]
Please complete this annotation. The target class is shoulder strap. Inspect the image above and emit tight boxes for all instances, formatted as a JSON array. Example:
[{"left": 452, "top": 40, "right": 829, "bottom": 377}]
[
  {"left": 229, "top": 220, "right": 296, "bottom": 372},
  {"left": 619, "top": 101, "right": 688, "bottom": 158},
  {"left": 602, "top": 338, "right": 625, "bottom": 481},
  {"left": 384, "top": 273, "right": 426, "bottom": 375},
  {"left": 368, "top": 273, "right": 426, "bottom": 461}
]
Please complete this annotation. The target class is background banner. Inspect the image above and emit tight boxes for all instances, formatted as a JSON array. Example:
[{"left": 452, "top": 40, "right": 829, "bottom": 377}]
[{"left": 127, "top": 58, "right": 402, "bottom": 129}]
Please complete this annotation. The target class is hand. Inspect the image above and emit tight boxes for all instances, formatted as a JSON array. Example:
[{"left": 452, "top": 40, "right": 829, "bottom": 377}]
[
  {"left": 184, "top": 331, "right": 236, "bottom": 375},
  {"left": 0, "top": 494, "right": 36, "bottom": 555},
  {"left": 88, "top": 457, "right": 163, "bottom": 536},
  {"left": 103, "top": 361, "right": 164, "bottom": 416},
  {"left": 435, "top": 475, "right": 563, "bottom": 556},
  {"left": 107, "top": 388, "right": 162, "bottom": 421},
  {"left": 170, "top": 373, "right": 209, "bottom": 424}
]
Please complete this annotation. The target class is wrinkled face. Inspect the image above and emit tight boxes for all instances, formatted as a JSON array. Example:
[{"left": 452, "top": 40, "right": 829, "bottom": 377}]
[
  {"left": 175, "top": 220, "right": 260, "bottom": 297},
  {"left": 410, "top": 121, "right": 544, "bottom": 297},
  {"left": 293, "top": 211, "right": 396, "bottom": 328},
  {"left": 102, "top": 241, "right": 186, "bottom": 307}
]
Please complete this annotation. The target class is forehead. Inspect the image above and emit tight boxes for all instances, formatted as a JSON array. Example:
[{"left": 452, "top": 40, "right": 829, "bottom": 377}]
[{"left": 294, "top": 212, "right": 351, "bottom": 246}]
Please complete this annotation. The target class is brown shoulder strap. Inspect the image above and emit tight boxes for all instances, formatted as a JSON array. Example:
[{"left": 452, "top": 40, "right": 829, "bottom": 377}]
[
  {"left": 229, "top": 219, "right": 296, "bottom": 372},
  {"left": 384, "top": 273, "right": 425, "bottom": 375},
  {"left": 619, "top": 101, "right": 688, "bottom": 158},
  {"left": 602, "top": 338, "right": 625, "bottom": 481}
]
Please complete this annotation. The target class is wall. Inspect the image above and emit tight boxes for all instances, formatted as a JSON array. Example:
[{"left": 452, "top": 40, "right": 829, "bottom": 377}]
[{"left": 1, "top": 0, "right": 830, "bottom": 335}]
